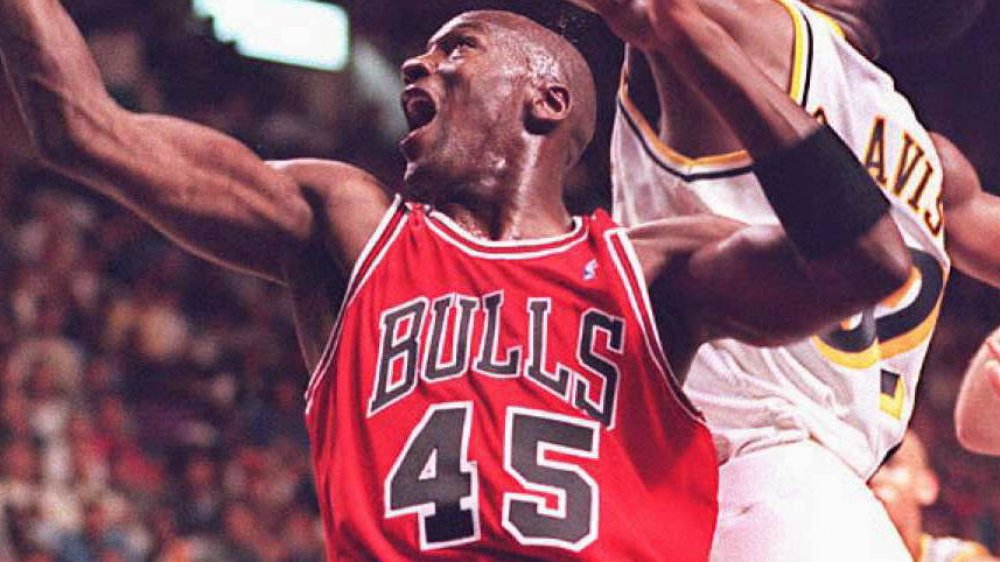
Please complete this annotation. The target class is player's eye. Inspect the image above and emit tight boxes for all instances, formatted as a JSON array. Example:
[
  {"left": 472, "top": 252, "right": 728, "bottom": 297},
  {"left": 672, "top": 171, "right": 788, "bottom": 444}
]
[{"left": 446, "top": 36, "right": 477, "bottom": 59}]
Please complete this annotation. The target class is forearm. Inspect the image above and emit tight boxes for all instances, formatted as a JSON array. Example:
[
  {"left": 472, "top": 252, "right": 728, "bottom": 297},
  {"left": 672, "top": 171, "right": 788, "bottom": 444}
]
[
  {"left": 0, "top": 0, "right": 116, "bottom": 153},
  {"left": 644, "top": 4, "right": 818, "bottom": 155},
  {"left": 955, "top": 331, "right": 1000, "bottom": 455},
  {"left": 59, "top": 113, "right": 315, "bottom": 282},
  {"left": 0, "top": 0, "right": 315, "bottom": 282},
  {"left": 656, "top": 7, "right": 907, "bottom": 289},
  {"left": 675, "top": 132, "right": 911, "bottom": 344}
]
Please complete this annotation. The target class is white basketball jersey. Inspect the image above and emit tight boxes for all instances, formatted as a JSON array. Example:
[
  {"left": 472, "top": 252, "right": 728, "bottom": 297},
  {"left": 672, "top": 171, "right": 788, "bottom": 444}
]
[{"left": 611, "top": 0, "right": 951, "bottom": 479}]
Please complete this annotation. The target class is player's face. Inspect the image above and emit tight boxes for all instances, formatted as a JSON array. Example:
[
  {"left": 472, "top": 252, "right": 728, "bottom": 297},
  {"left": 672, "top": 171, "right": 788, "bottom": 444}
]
[{"left": 399, "top": 14, "right": 535, "bottom": 199}]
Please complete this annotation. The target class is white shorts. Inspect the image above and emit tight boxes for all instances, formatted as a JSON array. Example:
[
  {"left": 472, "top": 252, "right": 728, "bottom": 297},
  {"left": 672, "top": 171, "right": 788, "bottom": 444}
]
[{"left": 709, "top": 440, "right": 910, "bottom": 562}]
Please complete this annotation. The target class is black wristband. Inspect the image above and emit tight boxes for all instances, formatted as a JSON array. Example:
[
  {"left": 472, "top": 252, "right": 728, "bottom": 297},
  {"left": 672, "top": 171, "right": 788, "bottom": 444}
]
[{"left": 753, "top": 126, "right": 891, "bottom": 259}]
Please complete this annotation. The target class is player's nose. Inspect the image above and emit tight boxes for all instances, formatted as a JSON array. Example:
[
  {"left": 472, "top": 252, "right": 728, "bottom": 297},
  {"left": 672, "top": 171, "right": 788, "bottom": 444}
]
[{"left": 401, "top": 54, "right": 435, "bottom": 85}]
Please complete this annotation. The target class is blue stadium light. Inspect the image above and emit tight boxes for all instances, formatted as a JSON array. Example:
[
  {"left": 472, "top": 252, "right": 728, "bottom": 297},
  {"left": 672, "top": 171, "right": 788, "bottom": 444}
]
[{"left": 193, "top": 0, "right": 350, "bottom": 71}]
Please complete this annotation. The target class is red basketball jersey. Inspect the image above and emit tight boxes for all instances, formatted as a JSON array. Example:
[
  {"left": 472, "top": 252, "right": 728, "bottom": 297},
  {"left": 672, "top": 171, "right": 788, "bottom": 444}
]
[{"left": 304, "top": 198, "right": 717, "bottom": 561}]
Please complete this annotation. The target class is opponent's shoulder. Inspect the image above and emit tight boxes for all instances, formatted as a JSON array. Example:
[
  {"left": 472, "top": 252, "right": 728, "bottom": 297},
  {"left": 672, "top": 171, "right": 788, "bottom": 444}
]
[{"left": 930, "top": 132, "right": 982, "bottom": 207}]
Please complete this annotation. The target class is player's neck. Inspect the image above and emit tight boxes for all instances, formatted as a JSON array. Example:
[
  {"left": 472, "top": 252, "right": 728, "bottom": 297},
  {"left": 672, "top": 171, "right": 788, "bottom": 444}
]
[
  {"left": 437, "top": 193, "right": 574, "bottom": 243},
  {"left": 434, "top": 147, "right": 573, "bottom": 242}
]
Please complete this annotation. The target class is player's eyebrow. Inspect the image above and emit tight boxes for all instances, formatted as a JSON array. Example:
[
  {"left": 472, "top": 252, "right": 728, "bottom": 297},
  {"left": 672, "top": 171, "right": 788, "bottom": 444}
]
[{"left": 426, "top": 22, "right": 489, "bottom": 51}]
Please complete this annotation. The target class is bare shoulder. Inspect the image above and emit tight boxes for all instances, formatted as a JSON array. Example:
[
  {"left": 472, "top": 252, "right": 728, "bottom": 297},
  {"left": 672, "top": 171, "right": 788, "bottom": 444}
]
[
  {"left": 930, "top": 132, "right": 981, "bottom": 205},
  {"left": 268, "top": 158, "right": 395, "bottom": 271},
  {"left": 931, "top": 132, "right": 974, "bottom": 172},
  {"left": 269, "top": 158, "right": 394, "bottom": 234},
  {"left": 269, "top": 158, "right": 390, "bottom": 205}
]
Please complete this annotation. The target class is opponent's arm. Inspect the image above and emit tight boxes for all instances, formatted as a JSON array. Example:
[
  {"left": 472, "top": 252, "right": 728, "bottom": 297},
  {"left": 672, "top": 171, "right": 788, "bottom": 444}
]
[
  {"left": 933, "top": 133, "right": 1000, "bottom": 288},
  {"left": 0, "top": 0, "right": 387, "bottom": 284},
  {"left": 620, "top": 0, "right": 906, "bottom": 341},
  {"left": 955, "top": 327, "right": 1000, "bottom": 455},
  {"left": 630, "top": 137, "right": 906, "bottom": 351}
]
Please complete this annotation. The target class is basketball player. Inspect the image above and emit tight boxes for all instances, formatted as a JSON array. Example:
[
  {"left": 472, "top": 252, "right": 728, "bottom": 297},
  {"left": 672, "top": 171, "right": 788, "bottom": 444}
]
[
  {"left": 568, "top": 0, "right": 1000, "bottom": 559},
  {"left": 870, "top": 431, "right": 998, "bottom": 562},
  {"left": 955, "top": 327, "right": 1000, "bottom": 455},
  {"left": 1, "top": 1, "right": 911, "bottom": 559}
]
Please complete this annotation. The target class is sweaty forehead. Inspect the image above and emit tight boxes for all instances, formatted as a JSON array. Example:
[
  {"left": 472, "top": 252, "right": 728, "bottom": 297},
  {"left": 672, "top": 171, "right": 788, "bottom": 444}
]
[{"left": 430, "top": 11, "right": 539, "bottom": 47}]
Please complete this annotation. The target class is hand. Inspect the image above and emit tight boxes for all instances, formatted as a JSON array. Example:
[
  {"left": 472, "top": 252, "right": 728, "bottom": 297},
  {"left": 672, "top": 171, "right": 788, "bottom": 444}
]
[
  {"left": 587, "top": 0, "right": 657, "bottom": 50},
  {"left": 587, "top": 0, "right": 701, "bottom": 52}
]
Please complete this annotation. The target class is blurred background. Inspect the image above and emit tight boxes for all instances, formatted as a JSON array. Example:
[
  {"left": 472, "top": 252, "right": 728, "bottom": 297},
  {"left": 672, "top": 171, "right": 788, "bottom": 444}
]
[{"left": 0, "top": 1, "right": 997, "bottom": 561}]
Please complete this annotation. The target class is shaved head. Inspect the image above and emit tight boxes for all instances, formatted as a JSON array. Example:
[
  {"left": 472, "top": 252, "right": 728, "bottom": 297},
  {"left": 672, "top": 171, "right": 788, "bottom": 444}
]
[{"left": 460, "top": 11, "right": 598, "bottom": 168}]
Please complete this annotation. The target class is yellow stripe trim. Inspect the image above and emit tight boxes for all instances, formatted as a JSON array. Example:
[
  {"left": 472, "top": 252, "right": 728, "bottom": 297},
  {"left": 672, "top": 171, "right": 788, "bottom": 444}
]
[
  {"left": 880, "top": 298, "right": 942, "bottom": 360},
  {"left": 814, "top": 294, "right": 943, "bottom": 368},
  {"left": 616, "top": 0, "right": 811, "bottom": 169},
  {"left": 809, "top": 7, "right": 846, "bottom": 39},
  {"left": 812, "top": 336, "right": 881, "bottom": 370},
  {"left": 618, "top": 74, "right": 750, "bottom": 168},
  {"left": 879, "top": 371, "right": 905, "bottom": 419},
  {"left": 774, "top": 0, "right": 809, "bottom": 104},
  {"left": 882, "top": 267, "right": 920, "bottom": 309}
]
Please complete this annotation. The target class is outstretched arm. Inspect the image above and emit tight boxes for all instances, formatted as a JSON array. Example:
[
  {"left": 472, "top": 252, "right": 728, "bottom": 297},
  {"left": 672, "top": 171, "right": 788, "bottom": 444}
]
[
  {"left": 615, "top": 0, "right": 909, "bottom": 366},
  {"left": 0, "top": 0, "right": 386, "bottom": 285},
  {"left": 934, "top": 133, "right": 1000, "bottom": 288},
  {"left": 955, "top": 327, "right": 1000, "bottom": 455}
]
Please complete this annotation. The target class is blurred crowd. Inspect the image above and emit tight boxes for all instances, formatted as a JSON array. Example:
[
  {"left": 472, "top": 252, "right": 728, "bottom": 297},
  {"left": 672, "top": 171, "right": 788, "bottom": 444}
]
[
  {"left": 0, "top": 1, "right": 998, "bottom": 561},
  {"left": 0, "top": 174, "right": 324, "bottom": 561}
]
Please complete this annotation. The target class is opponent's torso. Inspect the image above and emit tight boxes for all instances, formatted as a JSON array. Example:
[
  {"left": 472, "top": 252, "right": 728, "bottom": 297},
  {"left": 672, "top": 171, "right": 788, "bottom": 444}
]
[
  {"left": 304, "top": 199, "right": 717, "bottom": 561},
  {"left": 611, "top": 0, "right": 950, "bottom": 478}
]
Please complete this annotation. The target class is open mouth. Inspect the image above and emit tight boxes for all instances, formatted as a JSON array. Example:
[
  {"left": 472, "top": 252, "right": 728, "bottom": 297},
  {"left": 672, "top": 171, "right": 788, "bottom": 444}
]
[{"left": 401, "top": 87, "right": 438, "bottom": 132}]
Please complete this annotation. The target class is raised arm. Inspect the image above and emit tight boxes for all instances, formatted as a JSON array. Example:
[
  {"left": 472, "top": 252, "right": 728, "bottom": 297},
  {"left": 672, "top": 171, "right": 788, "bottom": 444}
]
[
  {"left": 955, "top": 327, "right": 1000, "bottom": 455},
  {"left": 0, "top": 0, "right": 386, "bottom": 285},
  {"left": 933, "top": 133, "right": 1000, "bottom": 288},
  {"left": 610, "top": 0, "right": 909, "bottom": 367}
]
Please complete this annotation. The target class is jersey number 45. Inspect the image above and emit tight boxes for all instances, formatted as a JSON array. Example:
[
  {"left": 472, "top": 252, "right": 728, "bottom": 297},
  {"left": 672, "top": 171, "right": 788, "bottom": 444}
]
[{"left": 385, "top": 402, "right": 600, "bottom": 552}]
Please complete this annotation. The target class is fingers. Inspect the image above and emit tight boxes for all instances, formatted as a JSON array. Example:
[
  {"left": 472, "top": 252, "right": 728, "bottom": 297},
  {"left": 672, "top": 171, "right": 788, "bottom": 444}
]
[
  {"left": 986, "top": 360, "right": 1000, "bottom": 399},
  {"left": 986, "top": 337, "right": 1000, "bottom": 360},
  {"left": 585, "top": 0, "right": 655, "bottom": 50}
]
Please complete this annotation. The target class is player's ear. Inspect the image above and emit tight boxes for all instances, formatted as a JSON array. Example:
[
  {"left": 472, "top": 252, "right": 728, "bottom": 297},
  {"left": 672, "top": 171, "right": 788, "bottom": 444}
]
[{"left": 525, "top": 81, "right": 572, "bottom": 134}]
